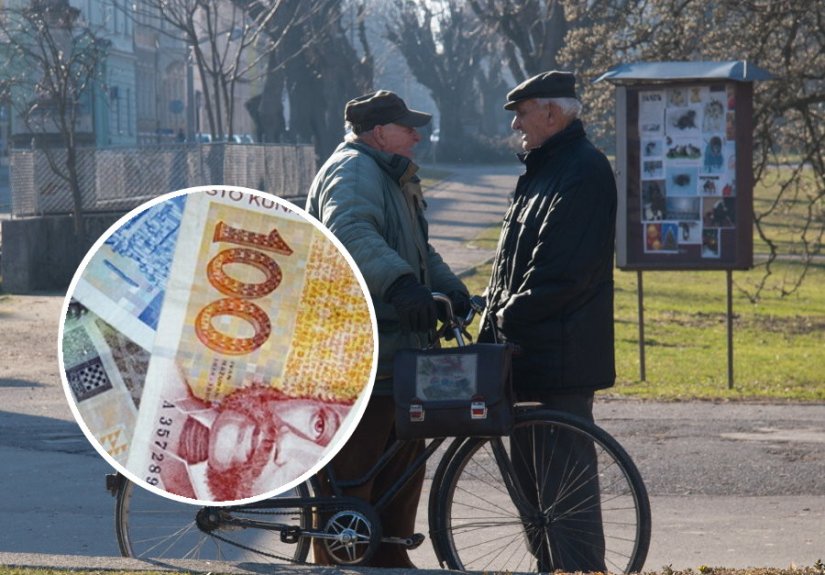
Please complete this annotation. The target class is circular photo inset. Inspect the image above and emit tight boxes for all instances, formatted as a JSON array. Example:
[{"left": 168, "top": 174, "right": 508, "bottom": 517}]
[{"left": 59, "top": 186, "right": 377, "bottom": 505}]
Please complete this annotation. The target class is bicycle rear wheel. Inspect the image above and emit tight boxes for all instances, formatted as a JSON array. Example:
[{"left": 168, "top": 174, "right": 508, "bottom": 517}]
[
  {"left": 115, "top": 477, "right": 315, "bottom": 562},
  {"left": 433, "top": 409, "right": 650, "bottom": 574}
]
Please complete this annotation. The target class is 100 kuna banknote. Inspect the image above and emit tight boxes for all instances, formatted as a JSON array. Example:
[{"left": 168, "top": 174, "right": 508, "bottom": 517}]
[{"left": 62, "top": 188, "right": 375, "bottom": 503}]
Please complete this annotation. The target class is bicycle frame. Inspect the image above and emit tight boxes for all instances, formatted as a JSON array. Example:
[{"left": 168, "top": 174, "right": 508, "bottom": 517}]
[
  {"left": 111, "top": 290, "right": 650, "bottom": 572},
  {"left": 328, "top": 436, "right": 447, "bottom": 511}
]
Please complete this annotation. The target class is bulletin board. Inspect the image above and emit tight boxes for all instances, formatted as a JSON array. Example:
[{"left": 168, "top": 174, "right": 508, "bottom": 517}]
[{"left": 615, "top": 81, "right": 754, "bottom": 270}]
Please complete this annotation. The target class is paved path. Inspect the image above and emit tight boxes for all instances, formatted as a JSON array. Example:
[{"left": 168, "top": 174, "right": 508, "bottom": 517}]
[
  {"left": 422, "top": 163, "right": 519, "bottom": 274},
  {"left": 1, "top": 164, "right": 824, "bottom": 572}
]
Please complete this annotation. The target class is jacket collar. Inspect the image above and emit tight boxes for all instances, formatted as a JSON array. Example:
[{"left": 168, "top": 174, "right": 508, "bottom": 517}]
[
  {"left": 517, "top": 118, "right": 586, "bottom": 171},
  {"left": 344, "top": 141, "right": 419, "bottom": 185}
]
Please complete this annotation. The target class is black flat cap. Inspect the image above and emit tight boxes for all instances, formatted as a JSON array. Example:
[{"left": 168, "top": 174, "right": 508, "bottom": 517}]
[
  {"left": 345, "top": 90, "right": 431, "bottom": 132},
  {"left": 504, "top": 71, "right": 577, "bottom": 110}
]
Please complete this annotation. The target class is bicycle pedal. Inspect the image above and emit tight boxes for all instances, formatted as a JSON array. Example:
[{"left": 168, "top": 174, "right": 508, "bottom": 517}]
[
  {"left": 280, "top": 525, "right": 301, "bottom": 544},
  {"left": 105, "top": 473, "right": 122, "bottom": 496},
  {"left": 382, "top": 533, "right": 425, "bottom": 549},
  {"left": 407, "top": 533, "right": 426, "bottom": 549}
]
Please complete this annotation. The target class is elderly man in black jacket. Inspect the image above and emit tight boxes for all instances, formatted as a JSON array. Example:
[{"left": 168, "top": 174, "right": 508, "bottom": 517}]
[{"left": 480, "top": 70, "right": 617, "bottom": 572}]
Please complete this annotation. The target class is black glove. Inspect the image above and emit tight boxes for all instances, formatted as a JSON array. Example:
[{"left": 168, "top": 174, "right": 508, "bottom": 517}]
[
  {"left": 448, "top": 290, "right": 472, "bottom": 321},
  {"left": 385, "top": 274, "right": 437, "bottom": 334}
]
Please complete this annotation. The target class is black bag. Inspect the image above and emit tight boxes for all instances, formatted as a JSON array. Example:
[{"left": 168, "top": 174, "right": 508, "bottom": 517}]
[{"left": 393, "top": 343, "right": 514, "bottom": 440}]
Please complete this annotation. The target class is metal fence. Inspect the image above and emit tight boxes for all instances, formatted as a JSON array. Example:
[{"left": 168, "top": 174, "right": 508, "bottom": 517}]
[{"left": 8, "top": 143, "right": 316, "bottom": 217}]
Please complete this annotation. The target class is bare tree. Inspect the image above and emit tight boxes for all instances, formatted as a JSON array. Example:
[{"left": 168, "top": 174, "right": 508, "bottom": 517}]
[
  {"left": 386, "top": 0, "right": 489, "bottom": 162},
  {"left": 131, "top": 0, "right": 319, "bottom": 140},
  {"left": 561, "top": 0, "right": 824, "bottom": 299},
  {"left": 0, "top": 0, "right": 108, "bottom": 234},
  {"left": 248, "top": 0, "right": 373, "bottom": 163},
  {"left": 469, "top": 0, "right": 567, "bottom": 83}
]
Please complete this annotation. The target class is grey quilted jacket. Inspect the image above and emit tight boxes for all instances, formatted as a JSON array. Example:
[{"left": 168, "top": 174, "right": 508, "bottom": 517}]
[{"left": 306, "top": 141, "right": 467, "bottom": 394}]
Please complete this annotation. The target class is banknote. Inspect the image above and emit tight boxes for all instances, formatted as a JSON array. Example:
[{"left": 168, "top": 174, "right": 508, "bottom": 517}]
[
  {"left": 62, "top": 305, "right": 150, "bottom": 465},
  {"left": 71, "top": 195, "right": 186, "bottom": 350},
  {"left": 123, "top": 190, "right": 375, "bottom": 502}
]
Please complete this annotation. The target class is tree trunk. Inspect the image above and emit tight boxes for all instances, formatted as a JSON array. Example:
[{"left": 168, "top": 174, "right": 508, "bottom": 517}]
[
  {"left": 436, "top": 94, "right": 466, "bottom": 162},
  {"left": 65, "top": 146, "right": 84, "bottom": 238},
  {"left": 255, "top": 52, "right": 287, "bottom": 143}
]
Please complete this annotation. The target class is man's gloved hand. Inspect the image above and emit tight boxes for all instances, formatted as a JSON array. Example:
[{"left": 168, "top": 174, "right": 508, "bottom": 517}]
[
  {"left": 448, "top": 290, "right": 472, "bottom": 321},
  {"left": 385, "top": 274, "right": 437, "bottom": 334},
  {"left": 440, "top": 290, "right": 472, "bottom": 341}
]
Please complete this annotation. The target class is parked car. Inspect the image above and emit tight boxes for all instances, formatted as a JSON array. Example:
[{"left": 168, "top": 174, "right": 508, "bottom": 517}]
[{"left": 194, "top": 133, "right": 254, "bottom": 144}]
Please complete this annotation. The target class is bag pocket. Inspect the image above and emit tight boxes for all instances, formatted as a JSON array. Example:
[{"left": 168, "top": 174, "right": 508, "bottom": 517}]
[{"left": 393, "top": 343, "right": 514, "bottom": 439}]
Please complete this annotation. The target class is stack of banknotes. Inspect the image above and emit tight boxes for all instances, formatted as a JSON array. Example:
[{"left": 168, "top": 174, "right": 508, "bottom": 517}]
[{"left": 61, "top": 189, "right": 375, "bottom": 502}]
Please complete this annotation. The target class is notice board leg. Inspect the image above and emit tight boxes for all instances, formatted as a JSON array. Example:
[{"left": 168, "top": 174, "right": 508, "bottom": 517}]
[
  {"left": 637, "top": 270, "right": 646, "bottom": 382},
  {"left": 726, "top": 269, "right": 734, "bottom": 389}
]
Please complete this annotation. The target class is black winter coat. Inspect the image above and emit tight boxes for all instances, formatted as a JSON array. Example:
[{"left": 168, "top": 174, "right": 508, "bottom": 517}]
[{"left": 479, "top": 119, "right": 617, "bottom": 393}]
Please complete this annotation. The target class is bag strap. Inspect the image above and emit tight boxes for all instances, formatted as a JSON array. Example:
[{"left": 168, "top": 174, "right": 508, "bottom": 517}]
[{"left": 480, "top": 307, "right": 500, "bottom": 344}]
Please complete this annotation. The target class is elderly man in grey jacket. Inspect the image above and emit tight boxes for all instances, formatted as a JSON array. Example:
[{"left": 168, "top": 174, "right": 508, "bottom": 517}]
[{"left": 306, "top": 90, "right": 469, "bottom": 567}]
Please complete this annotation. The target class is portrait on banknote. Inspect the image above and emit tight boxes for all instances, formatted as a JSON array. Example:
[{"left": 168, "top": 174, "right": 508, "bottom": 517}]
[{"left": 59, "top": 187, "right": 377, "bottom": 504}]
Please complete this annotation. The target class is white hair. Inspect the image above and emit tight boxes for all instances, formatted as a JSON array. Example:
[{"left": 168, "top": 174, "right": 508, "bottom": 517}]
[
  {"left": 537, "top": 97, "right": 582, "bottom": 119},
  {"left": 344, "top": 120, "right": 370, "bottom": 143}
]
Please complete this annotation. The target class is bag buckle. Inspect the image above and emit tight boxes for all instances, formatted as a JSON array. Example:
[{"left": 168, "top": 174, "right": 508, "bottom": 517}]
[
  {"left": 470, "top": 398, "right": 487, "bottom": 420},
  {"left": 409, "top": 402, "right": 425, "bottom": 422}
]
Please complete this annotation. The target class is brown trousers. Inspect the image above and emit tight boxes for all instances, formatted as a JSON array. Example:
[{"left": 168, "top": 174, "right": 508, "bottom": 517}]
[{"left": 312, "top": 395, "right": 425, "bottom": 567}]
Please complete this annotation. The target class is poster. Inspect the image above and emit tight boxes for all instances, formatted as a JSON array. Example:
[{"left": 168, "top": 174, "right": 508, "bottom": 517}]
[{"left": 638, "top": 84, "right": 736, "bottom": 259}]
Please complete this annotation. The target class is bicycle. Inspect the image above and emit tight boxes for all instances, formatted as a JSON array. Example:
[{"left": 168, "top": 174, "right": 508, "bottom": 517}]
[{"left": 108, "top": 294, "right": 651, "bottom": 573}]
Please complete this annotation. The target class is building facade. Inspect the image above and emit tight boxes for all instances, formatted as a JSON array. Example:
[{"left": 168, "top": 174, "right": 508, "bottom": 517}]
[{"left": 0, "top": 0, "right": 261, "bottom": 151}]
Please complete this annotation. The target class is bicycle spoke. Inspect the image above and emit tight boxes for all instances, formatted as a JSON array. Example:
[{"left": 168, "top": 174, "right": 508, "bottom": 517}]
[
  {"left": 146, "top": 522, "right": 200, "bottom": 558},
  {"left": 454, "top": 443, "right": 515, "bottom": 498},
  {"left": 500, "top": 529, "right": 537, "bottom": 573},
  {"left": 533, "top": 423, "right": 559, "bottom": 510},
  {"left": 448, "top": 518, "right": 526, "bottom": 532},
  {"left": 455, "top": 527, "right": 527, "bottom": 569},
  {"left": 128, "top": 530, "right": 191, "bottom": 558},
  {"left": 450, "top": 484, "right": 522, "bottom": 518}
]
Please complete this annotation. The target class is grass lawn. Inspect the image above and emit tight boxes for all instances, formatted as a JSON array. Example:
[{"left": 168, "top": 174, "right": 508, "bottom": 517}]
[
  {"left": 611, "top": 261, "right": 825, "bottom": 400},
  {"left": 461, "top": 256, "right": 824, "bottom": 403},
  {"left": 752, "top": 165, "right": 823, "bottom": 257}
]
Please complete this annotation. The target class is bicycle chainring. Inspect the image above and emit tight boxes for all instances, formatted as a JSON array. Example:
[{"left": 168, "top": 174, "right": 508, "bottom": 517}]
[{"left": 322, "top": 509, "right": 381, "bottom": 565}]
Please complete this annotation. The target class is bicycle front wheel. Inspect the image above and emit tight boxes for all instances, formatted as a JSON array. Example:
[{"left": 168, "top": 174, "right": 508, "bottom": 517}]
[
  {"left": 433, "top": 410, "right": 650, "bottom": 574},
  {"left": 115, "top": 477, "right": 315, "bottom": 562}
]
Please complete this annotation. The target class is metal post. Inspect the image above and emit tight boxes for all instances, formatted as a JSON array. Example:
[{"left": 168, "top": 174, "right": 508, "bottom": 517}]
[
  {"left": 186, "top": 47, "right": 195, "bottom": 142},
  {"left": 726, "top": 269, "right": 734, "bottom": 389},
  {"left": 637, "top": 270, "right": 646, "bottom": 382}
]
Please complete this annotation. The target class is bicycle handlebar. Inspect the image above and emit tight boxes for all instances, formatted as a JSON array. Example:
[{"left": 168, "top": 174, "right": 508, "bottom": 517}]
[{"left": 431, "top": 292, "right": 485, "bottom": 346}]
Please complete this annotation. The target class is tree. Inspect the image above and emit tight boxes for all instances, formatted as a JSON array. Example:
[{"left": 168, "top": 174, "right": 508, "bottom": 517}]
[
  {"left": 132, "top": 0, "right": 318, "bottom": 140},
  {"left": 559, "top": 0, "right": 824, "bottom": 299},
  {"left": 386, "top": 0, "right": 490, "bottom": 162},
  {"left": 0, "top": 0, "right": 109, "bottom": 234},
  {"left": 469, "top": 0, "right": 567, "bottom": 83},
  {"left": 249, "top": 0, "right": 373, "bottom": 163}
]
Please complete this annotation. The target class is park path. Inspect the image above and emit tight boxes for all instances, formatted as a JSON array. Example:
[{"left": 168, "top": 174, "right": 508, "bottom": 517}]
[{"left": 422, "top": 162, "right": 519, "bottom": 274}]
